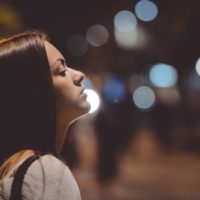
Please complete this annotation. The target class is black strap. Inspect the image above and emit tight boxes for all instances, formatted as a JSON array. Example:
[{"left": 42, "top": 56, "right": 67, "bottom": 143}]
[{"left": 10, "top": 154, "right": 39, "bottom": 200}]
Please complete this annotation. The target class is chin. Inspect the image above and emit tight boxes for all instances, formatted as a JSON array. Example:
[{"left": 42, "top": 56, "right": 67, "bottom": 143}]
[
  {"left": 79, "top": 101, "right": 91, "bottom": 115},
  {"left": 72, "top": 101, "right": 91, "bottom": 120}
]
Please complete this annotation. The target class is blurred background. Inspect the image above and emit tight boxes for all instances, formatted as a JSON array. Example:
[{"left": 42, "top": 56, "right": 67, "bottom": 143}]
[{"left": 2, "top": 0, "right": 200, "bottom": 199}]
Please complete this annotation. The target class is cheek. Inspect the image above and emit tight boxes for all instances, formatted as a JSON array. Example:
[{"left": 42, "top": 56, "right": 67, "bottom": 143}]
[{"left": 53, "top": 79, "right": 76, "bottom": 104}]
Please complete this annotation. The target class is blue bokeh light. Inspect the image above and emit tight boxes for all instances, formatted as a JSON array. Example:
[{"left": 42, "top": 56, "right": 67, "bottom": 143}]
[
  {"left": 149, "top": 63, "right": 178, "bottom": 88},
  {"left": 103, "top": 76, "right": 126, "bottom": 104},
  {"left": 135, "top": 0, "right": 158, "bottom": 22},
  {"left": 83, "top": 77, "right": 94, "bottom": 89},
  {"left": 189, "top": 71, "right": 200, "bottom": 90},
  {"left": 133, "top": 86, "right": 155, "bottom": 110},
  {"left": 114, "top": 10, "right": 137, "bottom": 32}
]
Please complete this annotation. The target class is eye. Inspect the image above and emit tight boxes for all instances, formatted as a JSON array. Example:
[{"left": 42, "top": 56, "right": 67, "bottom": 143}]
[{"left": 58, "top": 69, "right": 67, "bottom": 77}]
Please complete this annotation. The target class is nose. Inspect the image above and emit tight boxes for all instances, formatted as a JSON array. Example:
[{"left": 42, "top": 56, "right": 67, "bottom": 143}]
[{"left": 71, "top": 68, "right": 85, "bottom": 85}]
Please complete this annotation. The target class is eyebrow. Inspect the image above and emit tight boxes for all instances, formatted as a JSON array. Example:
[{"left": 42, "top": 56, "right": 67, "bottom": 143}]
[{"left": 52, "top": 58, "right": 66, "bottom": 68}]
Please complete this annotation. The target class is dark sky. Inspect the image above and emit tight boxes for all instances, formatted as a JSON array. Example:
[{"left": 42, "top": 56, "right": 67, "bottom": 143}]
[
  {"left": 3, "top": 0, "right": 200, "bottom": 74},
  {"left": 3, "top": 0, "right": 200, "bottom": 167}
]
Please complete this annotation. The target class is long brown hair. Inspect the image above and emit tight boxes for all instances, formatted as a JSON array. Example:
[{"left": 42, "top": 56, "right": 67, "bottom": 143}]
[{"left": 0, "top": 31, "right": 57, "bottom": 177}]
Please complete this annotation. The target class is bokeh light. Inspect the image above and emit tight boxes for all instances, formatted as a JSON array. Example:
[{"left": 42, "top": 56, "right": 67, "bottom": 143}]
[
  {"left": 133, "top": 86, "right": 156, "bottom": 110},
  {"left": 0, "top": 3, "right": 22, "bottom": 33},
  {"left": 189, "top": 71, "right": 200, "bottom": 90},
  {"left": 149, "top": 63, "right": 178, "bottom": 88},
  {"left": 195, "top": 57, "right": 200, "bottom": 76},
  {"left": 114, "top": 26, "right": 146, "bottom": 49},
  {"left": 83, "top": 77, "right": 94, "bottom": 89},
  {"left": 103, "top": 76, "right": 126, "bottom": 104},
  {"left": 114, "top": 10, "right": 137, "bottom": 32},
  {"left": 85, "top": 89, "right": 100, "bottom": 113},
  {"left": 86, "top": 24, "right": 109, "bottom": 47},
  {"left": 66, "top": 35, "right": 88, "bottom": 57},
  {"left": 135, "top": 0, "right": 158, "bottom": 22}
]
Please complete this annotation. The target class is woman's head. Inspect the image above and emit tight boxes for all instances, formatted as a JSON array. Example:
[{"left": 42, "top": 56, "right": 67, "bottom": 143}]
[
  {"left": 44, "top": 41, "right": 90, "bottom": 122},
  {"left": 0, "top": 31, "right": 90, "bottom": 163}
]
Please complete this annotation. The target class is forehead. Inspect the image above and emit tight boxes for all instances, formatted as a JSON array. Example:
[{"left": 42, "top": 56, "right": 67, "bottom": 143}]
[{"left": 44, "top": 41, "right": 64, "bottom": 69}]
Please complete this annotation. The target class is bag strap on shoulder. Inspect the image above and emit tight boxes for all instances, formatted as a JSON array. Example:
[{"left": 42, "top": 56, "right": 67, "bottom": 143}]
[{"left": 10, "top": 154, "right": 39, "bottom": 200}]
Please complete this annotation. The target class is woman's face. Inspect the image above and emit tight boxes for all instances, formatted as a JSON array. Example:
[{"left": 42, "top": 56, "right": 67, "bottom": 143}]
[{"left": 44, "top": 41, "right": 90, "bottom": 121}]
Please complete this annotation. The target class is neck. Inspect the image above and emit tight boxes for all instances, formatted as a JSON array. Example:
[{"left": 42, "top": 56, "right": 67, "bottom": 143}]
[{"left": 55, "top": 108, "right": 77, "bottom": 155}]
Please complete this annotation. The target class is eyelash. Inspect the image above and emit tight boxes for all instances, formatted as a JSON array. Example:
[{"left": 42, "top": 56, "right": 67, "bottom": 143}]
[
  {"left": 58, "top": 69, "right": 67, "bottom": 76},
  {"left": 57, "top": 62, "right": 69, "bottom": 77}
]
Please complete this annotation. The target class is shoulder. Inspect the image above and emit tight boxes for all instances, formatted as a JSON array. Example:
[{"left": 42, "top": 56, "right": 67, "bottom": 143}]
[
  {"left": 30, "top": 155, "right": 76, "bottom": 184},
  {"left": 26, "top": 154, "right": 77, "bottom": 185},
  {"left": 23, "top": 155, "right": 65, "bottom": 179},
  {"left": 37, "top": 154, "right": 66, "bottom": 174},
  {"left": 22, "top": 154, "right": 81, "bottom": 200}
]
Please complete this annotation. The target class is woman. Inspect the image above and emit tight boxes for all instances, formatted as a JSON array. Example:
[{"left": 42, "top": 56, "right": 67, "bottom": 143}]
[{"left": 0, "top": 31, "right": 90, "bottom": 199}]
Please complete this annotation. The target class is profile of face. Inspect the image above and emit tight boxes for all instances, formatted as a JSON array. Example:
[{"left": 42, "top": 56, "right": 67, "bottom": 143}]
[
  {"left": 44, "top": 41, "right": 90, "bottom": 153},
  {"left": 44, "top": 41, "right": 90, "bottom": 121}
]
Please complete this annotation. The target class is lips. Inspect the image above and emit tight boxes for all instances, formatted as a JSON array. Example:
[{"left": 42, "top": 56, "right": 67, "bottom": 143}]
[{"left": 80, "top": 87, "right": 87, "bottom": 99}]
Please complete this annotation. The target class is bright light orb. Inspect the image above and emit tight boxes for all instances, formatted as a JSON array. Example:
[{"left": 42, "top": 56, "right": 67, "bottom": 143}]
[
  {"left": 86, "top": 24, "right": 109, "bottom": 47},
  {"left": 133, "top": 86, "right": 155, "bottom": 110},
  {"left": 195, "top": 58, "right": 200, "bottom": 76},
  {"left": 114, "top": 10, "right": 137, "bottom": 32},
  {"left": 149, "top": 63, "right": 178, "bottom": 88},
  {"left": 135, "top": 0, "right": 158, "bottom": 22},
  {"left": 85, "top": 89, "right": 100, "bottom": 113}
]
